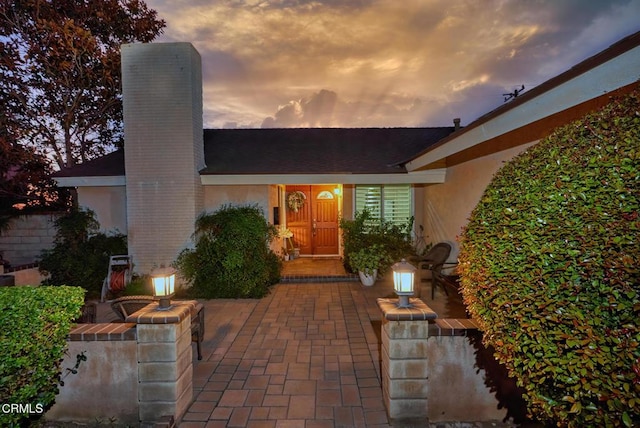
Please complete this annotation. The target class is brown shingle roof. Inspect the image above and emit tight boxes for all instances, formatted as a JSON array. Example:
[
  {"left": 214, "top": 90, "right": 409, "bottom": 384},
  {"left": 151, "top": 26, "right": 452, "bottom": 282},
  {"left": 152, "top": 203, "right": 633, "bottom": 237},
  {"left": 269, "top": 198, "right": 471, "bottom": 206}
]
[
  {"left": 53, "top": 127, "right": 455, "bottom": 178},
  {"left": 201, "top": 128, "right": 454, "bottom": 175},
  {"left": 52, "top": 150, "right": 125, "bottom": 178}
]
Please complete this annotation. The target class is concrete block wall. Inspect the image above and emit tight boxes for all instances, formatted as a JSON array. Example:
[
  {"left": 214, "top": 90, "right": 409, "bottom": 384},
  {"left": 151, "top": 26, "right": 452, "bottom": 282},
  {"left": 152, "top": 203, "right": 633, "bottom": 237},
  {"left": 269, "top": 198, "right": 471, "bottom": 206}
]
[
  {"left": 381, "top": 318, "right": 431, "bottom": 422},
  {"left": 121, "top": 42, "right": 205, "bottom": 273},
  {"left": 137, "top": 316, "right": 193, "bottom": 421},
  {"left": 0, "top": 213, "right": 60, "bottom": 266}
]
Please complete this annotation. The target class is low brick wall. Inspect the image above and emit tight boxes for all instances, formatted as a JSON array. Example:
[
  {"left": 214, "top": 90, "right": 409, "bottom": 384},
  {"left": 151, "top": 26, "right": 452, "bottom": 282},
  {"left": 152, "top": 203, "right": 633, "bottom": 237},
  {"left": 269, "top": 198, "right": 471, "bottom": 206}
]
[
  {"left": 46, "top": 323, "right": 140, "bottom": 425},
  {"left": 1, "top": 266, "right": 47, "bottom": 286},
  {"left": 426, "top": 319, "right": 506, "bottom": 423},
  {"left": 378, "top": 298, "right": 509, "bottom": 425},
  {"left": 45, "top": 301, "right": 196, "bottom": 426}
]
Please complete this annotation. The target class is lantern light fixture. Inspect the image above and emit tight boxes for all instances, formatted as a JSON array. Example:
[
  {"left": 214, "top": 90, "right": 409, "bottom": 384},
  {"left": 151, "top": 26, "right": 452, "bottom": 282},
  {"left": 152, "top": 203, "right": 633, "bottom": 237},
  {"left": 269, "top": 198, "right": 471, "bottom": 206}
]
[
  {"left": 151, "top": 265, "right": 176, "bottom": 309},
  {"left": 392, "top": 259, "right": 416, "bottom": 308}
]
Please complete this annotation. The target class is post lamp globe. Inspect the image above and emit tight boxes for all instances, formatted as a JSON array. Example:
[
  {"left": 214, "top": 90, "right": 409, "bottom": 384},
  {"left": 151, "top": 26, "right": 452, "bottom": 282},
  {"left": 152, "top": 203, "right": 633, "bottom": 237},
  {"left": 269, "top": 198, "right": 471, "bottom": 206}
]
[
  {"left": 392, "top": 259, "right": 416, "bottom": 308},
  {"left": 151, "top": 265, "right": 176, "bottom": 309}
]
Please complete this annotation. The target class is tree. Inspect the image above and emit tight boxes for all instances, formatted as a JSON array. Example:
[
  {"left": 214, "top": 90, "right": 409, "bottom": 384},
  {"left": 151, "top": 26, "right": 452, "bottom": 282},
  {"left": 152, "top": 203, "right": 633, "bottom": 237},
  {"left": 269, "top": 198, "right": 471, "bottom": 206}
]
[
  {"left": 0, "top": 0, "right": 165, "bottom": 170},
  {"left": 0, "top": 140, "right": 69, "bottom": 233},
  {"left": 458, "top": 87, "right": 640, "bottom": 426}
]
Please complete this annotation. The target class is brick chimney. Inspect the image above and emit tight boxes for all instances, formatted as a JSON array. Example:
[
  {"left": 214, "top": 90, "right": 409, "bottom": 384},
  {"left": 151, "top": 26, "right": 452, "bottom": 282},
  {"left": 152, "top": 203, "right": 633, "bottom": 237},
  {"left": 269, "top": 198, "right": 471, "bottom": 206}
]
[{"left": 121, "top": 43, "right": 204, "bottom": 273}]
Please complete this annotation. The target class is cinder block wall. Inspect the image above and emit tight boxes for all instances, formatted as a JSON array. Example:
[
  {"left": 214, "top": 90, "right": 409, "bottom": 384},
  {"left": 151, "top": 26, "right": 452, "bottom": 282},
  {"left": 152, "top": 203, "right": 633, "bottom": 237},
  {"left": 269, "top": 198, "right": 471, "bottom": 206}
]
[
  {"left": 0, "top": 214, "right": 60, "bottom": 265},
  {"left": 121, "top": 43, "right": 205, "bottom": 273}
]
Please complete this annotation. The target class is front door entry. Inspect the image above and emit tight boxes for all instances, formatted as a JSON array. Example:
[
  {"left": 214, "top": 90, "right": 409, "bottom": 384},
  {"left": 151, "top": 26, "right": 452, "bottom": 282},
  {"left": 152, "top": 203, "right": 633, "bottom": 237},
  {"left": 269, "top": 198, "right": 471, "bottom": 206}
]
[{"left": 286, "top": 185, "right": 339, "bottom": 255}]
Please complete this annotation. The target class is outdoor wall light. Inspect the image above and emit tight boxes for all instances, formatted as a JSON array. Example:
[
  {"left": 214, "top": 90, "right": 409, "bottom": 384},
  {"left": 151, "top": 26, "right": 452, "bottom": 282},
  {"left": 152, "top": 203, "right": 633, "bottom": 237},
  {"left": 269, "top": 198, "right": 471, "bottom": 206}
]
[
  {"left": 392, "top": 259, "right": 416, "bottom": 308},
  {"left": 151, "top": 265, "right": 176, "bottom": 309}
]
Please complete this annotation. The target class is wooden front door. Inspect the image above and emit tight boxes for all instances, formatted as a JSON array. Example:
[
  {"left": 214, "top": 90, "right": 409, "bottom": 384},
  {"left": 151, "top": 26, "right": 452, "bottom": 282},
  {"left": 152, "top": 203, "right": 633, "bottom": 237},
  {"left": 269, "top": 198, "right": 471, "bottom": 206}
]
[{"left": 286, "top": 185, "right": 339, "bottom": 255}]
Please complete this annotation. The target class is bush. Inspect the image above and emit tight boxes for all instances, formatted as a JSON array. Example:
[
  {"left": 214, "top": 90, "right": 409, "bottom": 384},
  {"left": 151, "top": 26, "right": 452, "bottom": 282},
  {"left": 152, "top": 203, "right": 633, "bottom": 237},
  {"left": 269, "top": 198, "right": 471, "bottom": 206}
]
[
  {"left": 39, "top": 209, "right": 127, "bottom": 298},
  {"left": 339, "top": 209, "right": 414, "bottom": 274},
  {"left": 458, "top": 87, "right": 640, "bottom": 426},
  {"left": 175, "top": 204, "right": 281, "bottom": 298},
  {"left": 0, "top": 286, "right": 85, "bottom": 427}
]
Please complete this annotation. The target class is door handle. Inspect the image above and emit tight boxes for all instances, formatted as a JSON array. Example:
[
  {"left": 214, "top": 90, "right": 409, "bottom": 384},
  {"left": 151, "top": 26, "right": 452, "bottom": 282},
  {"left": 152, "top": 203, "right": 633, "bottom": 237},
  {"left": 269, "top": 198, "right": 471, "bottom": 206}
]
[{"left": 312, "top": 219, "right": 317, "bottom": 236}]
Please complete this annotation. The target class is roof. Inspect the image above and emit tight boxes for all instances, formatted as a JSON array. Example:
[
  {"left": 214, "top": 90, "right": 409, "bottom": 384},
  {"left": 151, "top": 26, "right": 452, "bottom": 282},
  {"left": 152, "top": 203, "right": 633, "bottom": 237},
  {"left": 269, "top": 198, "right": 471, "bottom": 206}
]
[
  {"left": 201, "top": 128, "right": 454, "bottom": 175},
  {"left": 53, "top": 127, "right": 455, "bottom": 179},
  {"left": 52, "top": 150, "right": 125, "bottom": 178}
]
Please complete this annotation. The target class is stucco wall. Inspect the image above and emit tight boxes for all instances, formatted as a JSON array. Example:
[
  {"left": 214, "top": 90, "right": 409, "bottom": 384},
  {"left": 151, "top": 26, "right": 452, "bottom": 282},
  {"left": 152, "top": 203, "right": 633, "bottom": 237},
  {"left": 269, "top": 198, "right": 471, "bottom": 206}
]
[
  {"left": 46, "top": 339, "right": 139, "bottom": 424},
  {"left": 77, "top": 186, "right": 127, "bottom": 233},
  {"left": 422, "top": 143, "right": 535, "bottom": 261},
  {"left": 426, "top": 334, "right": 506, "bottom": 423},
  {"left": 203, "top": 184, "right": 271, "bottom": 216}
]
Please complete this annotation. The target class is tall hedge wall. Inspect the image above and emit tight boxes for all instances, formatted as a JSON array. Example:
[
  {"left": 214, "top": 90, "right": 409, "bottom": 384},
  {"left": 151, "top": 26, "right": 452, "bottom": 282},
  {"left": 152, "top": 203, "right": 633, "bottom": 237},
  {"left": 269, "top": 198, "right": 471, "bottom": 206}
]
[{"left": 459, "top": 87, "right": 639, "bottom": 426}]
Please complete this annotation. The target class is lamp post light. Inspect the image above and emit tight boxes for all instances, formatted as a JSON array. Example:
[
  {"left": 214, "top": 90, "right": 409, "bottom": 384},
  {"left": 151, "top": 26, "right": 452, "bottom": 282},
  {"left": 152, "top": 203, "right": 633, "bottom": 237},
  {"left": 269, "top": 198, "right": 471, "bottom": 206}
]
[
  {"left": 392, "top": 259, "right": 416, "bottom": 308},
  {"left": 151, "top": 265, "right": 176, "bottom": 309}
]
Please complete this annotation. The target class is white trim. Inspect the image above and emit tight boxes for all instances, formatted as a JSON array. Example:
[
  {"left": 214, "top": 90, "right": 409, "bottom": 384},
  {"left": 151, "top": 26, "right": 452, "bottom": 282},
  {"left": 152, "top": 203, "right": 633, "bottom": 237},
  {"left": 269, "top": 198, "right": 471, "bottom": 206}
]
[
  {"left": 406, "top": 45, "right": 640, "bottom": 171},
  {"left": 54, "top": 176, "right": 126, "bottom": 187},
  {"left": 200, "top": 170, "right": 446, "bottom": 185}
]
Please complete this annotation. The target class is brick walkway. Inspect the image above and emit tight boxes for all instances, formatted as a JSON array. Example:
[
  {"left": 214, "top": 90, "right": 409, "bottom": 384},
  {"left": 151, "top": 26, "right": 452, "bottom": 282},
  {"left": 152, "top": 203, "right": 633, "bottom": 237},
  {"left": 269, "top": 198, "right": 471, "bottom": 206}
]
[{"left": 180, "top": 282, "right": 391, "bottom": 428}]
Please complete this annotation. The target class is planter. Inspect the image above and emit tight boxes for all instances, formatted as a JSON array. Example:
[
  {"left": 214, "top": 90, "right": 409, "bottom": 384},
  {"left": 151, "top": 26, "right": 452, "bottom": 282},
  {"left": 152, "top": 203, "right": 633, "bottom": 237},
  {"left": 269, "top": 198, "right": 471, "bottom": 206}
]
[
  {"left": 292, "top": 248, "right": 300, "bottom": 259},
  {"left": 358, "top": 270, "right": 377, "bottom": 286}
]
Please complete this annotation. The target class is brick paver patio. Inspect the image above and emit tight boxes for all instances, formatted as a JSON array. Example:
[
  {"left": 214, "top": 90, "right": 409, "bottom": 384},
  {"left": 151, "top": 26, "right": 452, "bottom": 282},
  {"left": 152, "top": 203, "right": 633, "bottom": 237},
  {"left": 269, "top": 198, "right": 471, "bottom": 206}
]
[{"left": 181, "top": 282, "right": 391, "bottom": 427}]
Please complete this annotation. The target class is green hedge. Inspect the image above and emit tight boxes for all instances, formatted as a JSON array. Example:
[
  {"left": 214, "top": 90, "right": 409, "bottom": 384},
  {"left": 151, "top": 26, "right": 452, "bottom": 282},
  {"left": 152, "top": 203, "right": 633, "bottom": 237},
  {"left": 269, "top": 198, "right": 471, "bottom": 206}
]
[
  {"left": 458, "top": 87, "right": 640, "bottom": 426},
  {"left": 0, "top": 286, "right": 85, "bottom": 427},
  {"left": 175, "top": 204, "right": 281, "bottom": 298}
]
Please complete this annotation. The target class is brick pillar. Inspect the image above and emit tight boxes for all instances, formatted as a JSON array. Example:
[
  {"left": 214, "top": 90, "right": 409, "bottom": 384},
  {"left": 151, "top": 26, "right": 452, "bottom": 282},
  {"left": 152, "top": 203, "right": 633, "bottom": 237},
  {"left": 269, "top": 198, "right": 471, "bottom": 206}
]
[
  {"left": 121, "top": 43, "right": 204, "bottom": 273},
  {"left": 376, "top": 298, "right": 437, "bottom": 424},
  {"left": 129, "top": 301, "right": 196, "bottom": 424}
]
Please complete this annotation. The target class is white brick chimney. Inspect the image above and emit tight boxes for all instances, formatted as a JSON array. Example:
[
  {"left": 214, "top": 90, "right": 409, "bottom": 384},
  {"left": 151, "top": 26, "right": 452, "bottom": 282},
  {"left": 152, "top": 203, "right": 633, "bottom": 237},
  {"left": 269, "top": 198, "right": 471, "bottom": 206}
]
[{"left": 121, "top": 43, "right": 204, "bottom": 273}]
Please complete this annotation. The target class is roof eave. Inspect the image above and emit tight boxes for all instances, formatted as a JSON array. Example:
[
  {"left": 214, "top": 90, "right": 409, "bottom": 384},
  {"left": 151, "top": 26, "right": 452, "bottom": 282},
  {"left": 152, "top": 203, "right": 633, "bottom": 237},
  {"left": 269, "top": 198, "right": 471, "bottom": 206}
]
[
  {"left": 54, "top": 176, "right": 126, "bottom": 187},
  {"left": 200, "top": 170, "right": 446, "bottom": 185},
  {"left": 406, "top": 31, "right": 640, "bottom": 171}
]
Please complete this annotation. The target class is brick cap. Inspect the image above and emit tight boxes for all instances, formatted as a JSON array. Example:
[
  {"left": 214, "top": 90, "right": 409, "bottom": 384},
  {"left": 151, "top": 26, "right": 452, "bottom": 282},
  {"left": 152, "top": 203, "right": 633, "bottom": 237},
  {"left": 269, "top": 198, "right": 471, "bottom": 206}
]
[
  {"left": 376, "top": 297, "right": 438, "bottom": 321},
  {"left": 127, "top": 300, "right": 199, "bottom": 324}
]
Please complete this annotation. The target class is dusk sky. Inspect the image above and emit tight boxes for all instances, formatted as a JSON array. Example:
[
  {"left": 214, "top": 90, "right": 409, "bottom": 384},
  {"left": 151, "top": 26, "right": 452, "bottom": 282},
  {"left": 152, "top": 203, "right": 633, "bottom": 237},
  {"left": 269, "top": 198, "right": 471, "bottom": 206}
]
[{"left": 144, "top": 0, "right": 640, "bottom": 129}]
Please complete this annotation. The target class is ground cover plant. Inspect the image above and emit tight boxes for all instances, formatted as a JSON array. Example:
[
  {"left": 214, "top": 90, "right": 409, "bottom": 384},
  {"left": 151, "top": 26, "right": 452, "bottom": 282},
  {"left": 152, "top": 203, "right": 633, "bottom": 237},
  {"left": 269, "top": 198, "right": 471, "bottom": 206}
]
[
  {"left": 458, "top": 87, "right": 640, "bottom": 426},
  {"left": 175, "top": 204, "right": 281, "bottom": 298},
  {"left": 0, "top": 286, "right": 85, "bottom": 427},
  {"left": 39, "top": 209, "right": 127, "bottom": 298}
]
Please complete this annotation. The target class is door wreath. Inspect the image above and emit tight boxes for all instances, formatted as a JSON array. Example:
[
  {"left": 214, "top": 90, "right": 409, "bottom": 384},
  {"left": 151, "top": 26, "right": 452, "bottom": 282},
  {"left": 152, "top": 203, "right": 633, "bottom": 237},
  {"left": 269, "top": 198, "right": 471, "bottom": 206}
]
[{"left": 287, "top": 191, "right": 306, "bottom": 212}]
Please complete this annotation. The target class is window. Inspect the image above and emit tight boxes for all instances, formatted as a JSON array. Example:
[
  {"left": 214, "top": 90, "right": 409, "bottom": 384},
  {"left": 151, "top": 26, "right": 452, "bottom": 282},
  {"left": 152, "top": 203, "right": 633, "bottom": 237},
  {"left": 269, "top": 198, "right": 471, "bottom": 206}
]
[{"left": 355, "top": 184, "right": 412, "bottom": 225}]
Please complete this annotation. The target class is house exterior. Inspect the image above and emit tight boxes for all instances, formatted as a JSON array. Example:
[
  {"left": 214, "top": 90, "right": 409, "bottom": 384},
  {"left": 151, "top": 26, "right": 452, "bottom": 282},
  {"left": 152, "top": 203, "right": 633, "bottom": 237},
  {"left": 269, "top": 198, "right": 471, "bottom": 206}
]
[{"left": 54, "top": 32, "right": 640, "bottom": 274}]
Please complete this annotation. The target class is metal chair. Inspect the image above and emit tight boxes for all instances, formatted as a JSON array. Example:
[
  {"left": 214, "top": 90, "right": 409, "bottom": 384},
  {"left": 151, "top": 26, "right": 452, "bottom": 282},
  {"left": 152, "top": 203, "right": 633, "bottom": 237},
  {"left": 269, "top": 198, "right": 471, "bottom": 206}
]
[{"left": 419, "top": 242, "right": 452, "bottom": 299}]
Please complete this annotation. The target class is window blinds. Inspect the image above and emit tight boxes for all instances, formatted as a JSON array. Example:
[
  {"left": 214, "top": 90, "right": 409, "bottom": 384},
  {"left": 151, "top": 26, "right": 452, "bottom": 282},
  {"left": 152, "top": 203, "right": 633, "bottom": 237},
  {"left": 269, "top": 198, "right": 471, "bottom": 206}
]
[{"left": 355, "top": 184, "right": 411, "bottom": 225}]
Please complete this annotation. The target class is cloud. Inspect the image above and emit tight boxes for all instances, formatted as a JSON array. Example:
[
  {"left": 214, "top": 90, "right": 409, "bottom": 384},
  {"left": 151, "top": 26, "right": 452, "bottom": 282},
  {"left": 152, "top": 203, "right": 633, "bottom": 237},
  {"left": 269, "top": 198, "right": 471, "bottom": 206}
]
[
  {"left": 262, "top": 89, "right": 338, "bottom": 128},
  {"left": 145, "top": 0, "right": 640, "bottom": 128}
]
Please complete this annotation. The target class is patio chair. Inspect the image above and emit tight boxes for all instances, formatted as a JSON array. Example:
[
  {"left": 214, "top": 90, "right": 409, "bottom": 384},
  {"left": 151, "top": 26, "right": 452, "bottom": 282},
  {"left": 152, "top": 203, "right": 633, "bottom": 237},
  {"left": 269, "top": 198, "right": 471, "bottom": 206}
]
[
  {"left": 110, "top": 295, "right": 154, "bottom": 321},
  {"left": 419, "top": 242, "right": 452, "bottom": 299},
  {"left": 110, "top": 295, "right": 204, "bottom": 360}
]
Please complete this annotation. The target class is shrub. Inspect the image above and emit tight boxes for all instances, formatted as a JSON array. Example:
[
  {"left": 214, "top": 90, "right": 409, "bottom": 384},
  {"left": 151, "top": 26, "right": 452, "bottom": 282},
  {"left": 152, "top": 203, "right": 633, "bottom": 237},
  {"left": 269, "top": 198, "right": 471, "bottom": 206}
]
[
  {"left": 458, "top": 87, "right": 640, "bottom": 426},
  {"left": 175, "top": 204, "right": 281, "bottom": 298},
  {"left": 39, "top": 209, "right": 127, "bottom": 298},
  {"left": 0, "top": 286, "right": 85, "bottom": 427},
  {"left": 339, "top": 208, "right": 414, "bottom": 274}
]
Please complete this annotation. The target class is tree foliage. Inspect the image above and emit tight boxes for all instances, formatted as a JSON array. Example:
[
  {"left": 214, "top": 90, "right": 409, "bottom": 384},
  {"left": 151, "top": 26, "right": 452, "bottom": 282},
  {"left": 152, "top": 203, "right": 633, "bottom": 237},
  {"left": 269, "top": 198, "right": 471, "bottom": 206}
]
[
  {"left": 39, "top": 209, "right": 127, "bottom": 298},
  {"left": 0, "top": 140, "right": 70, "bottom": 233},
  {"left": 458, "top": 87, "right": 640, "bottom": 426},
  {"left": 0, "top": 0, "right": 165, "bottom": 169}
]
